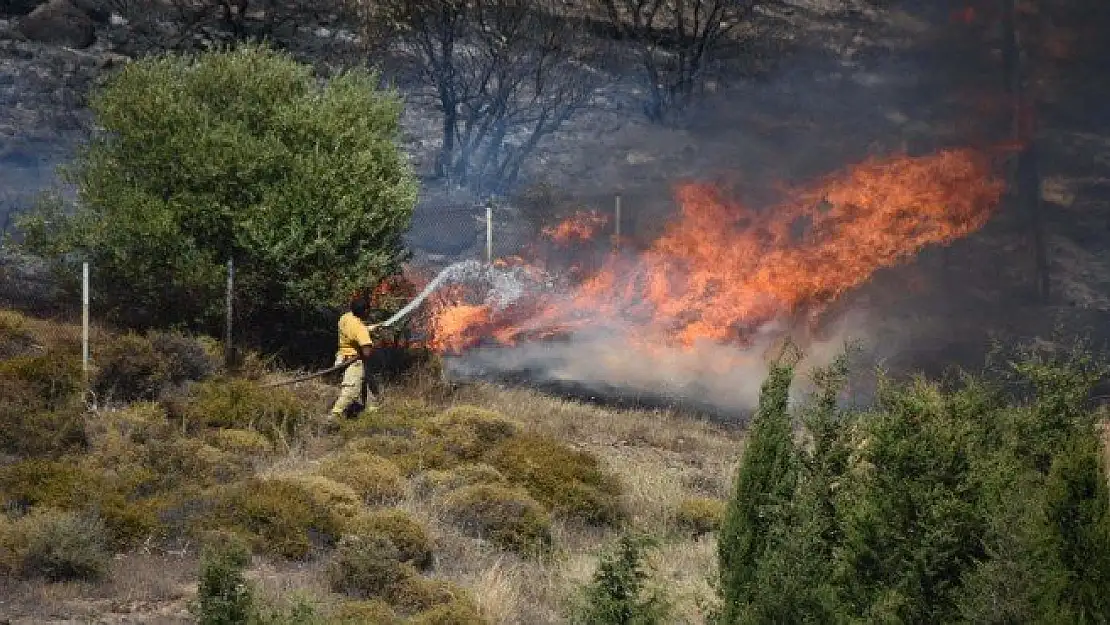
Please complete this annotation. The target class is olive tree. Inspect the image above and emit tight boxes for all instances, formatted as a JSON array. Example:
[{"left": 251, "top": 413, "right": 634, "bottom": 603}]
[{"left": 20, "top": 44, "right": 417, "bottom": 355}]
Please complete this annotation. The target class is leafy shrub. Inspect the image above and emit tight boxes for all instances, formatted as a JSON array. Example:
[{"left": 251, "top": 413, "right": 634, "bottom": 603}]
[
  {"left": 674, "top": 497, "right": 726, "bottom": 538},
  {"left": 485, "top": 435, "right": 624, "bottom": 525},
  {"left": 192, "top": 531, "right": 255, "bottom": 625},
  {"left": 93, "top": 332, "right": 170, "bottom": 402},
  {"left": 275, "top": 474, "right": 363, "bottom": 520},
  {"left": 385, "top": 576, "right": 474, "bottom": 617},
  {"left": 10, "top": 509, "right": 111, "bottom": 582},
  {"left": 330, "top": 599, "right": 400, "bottom": 624},
  {"left": 95, "top": 401, "right": 170, "bottom": 446},
  {"left": 442, "top": 484, "right": 552, "bottom": 556},
  {"left": 317, "top": 452, "right": 406, "bottom": 504},
  {"left": 347, "top": 509, "right": 434, "bottom": 570},
  {"left": 203, "top": 478, "right": 344, "bottom": 559},
  {"left": 421, "top": 406, "right": 521, "bottom": 462},
  {"left": 185, "top": 377, "right": 308, "bottom": 448},
  {"left": 18, "top": 44, "right": 418, "bottom": 357},
  {"left": 208, "top": 428, "right": 274, "bottom": 456},
  {"left": 327, "top": 534, "right": 410, "bottom": 598},
  {"left": 570, "top": 533, "right": 670, "bottom": 625}
]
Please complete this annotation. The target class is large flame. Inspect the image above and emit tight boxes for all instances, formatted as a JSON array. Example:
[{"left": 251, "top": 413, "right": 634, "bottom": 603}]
[{"left": 420, "top": 149, "right": 1004, "bottom": 355}]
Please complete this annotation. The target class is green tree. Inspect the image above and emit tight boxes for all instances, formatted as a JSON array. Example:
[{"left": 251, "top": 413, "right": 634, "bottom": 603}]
[
  {"left": 717, "top": 351, "right": 799, "bottom": 623},
  {"left": 571, "top": 532, "right": 671, "bottom": 625},
  {"left": 21, "top": 44, "right": 417, "bottom": 357}
]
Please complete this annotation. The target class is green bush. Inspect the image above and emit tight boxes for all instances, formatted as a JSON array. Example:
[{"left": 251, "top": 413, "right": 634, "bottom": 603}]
[
  {"left": 185, "top": 377, "right": 307, "bottom": 448},
  {"left": 570, "top": 533, "right": 670, "bottom": 625},
  {"left": 346, "top": 509, "right": 434, "bottom": 570},
  {"left": 275, "top": 474, "right": 363, "bottom": 521},
  {"left": 0, "top": 404, "right": 87, "bottom": 458},
  {"left": 203, "top": 478, "right": 344, "bottom": 560},
  {"left": 717, "top": 359, "right": 798, "bottom": 623},
  {"left": 317, "top": 452, "right": 406, "bottom": 504},
  {"left": 485, "top": 435, "right": 624, "bottom": 525},
  {"left": 442, "top": 484, "right": 552, "bottom": 556},
  {"left": 92, "top": 332, "right": 170, "bottom": 402},
  {"left": 10, "top": 509, "right": 111, "bottom": 582},
  {"left": 326, "top": 534, "right": 411, "bottom": 599},
  {"left": 18, "top": 43, "right": 417, "bottom": 354},
  {"left": 192, "top": 531, "right": 255, "bottom": 625}
]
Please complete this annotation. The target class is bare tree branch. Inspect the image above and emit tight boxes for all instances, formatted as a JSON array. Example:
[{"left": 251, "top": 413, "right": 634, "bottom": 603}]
[{"left": 352, "top": 0, "right": 606, "bottom": 193}]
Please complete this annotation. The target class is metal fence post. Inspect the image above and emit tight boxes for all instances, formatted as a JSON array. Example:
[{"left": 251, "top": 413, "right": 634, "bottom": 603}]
[
  {"left": 614, "top": 194, "right": 622, "bottom": 248},
  {"left": 225, "top": 258, "right": 234, "bottom": 371},
  {"left": 485, "top": 199, "right": 494, "bottom": 264},
  {"left": 82, "top": 261, "right": 89, "bottom": 389}
]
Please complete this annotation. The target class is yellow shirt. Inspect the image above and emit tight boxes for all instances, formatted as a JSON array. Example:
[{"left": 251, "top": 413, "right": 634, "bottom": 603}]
[{"left": 337, "top": 312, "right": 373, "bottom": 358}]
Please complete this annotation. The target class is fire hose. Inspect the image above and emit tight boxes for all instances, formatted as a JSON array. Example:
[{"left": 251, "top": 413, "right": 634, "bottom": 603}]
[{"left": 259, "top": 261, "right": 477, "bottom": 389}]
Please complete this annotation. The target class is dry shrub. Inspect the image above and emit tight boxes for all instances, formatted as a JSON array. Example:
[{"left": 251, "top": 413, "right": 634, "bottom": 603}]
[
  {"left": 96, "top": 402, "right": 170, "bottom": 445},
  {"left": 145, "top": 438, "right": 252, "bottom": 490},
  {"left": 202, "top": 478, "right": 344, "bottom": 559},
  {"left": 208, "top": 428, "right": 274, "bottom": 456},
  {"left": 0, "top": 457, "right": 164, "bottom": 548},
  {"left": 148, "top": 330, "right": 218, "bottom": 385},
  {"left": 330, "top": 598, "right": 401, "bottom": 624},
  {"left": 92, "top": 332, "right": 170, "bottom": 402},
  {"left": 185, "top": 377, "right": 308, "bottom": 448},
  {"left": 1, "top": 508, "right": 111, "bottom": 582},
  {"left": 442, "top": 484, "right": 553, "bottom": 556},
  {"left": 327, "top": 534, "right": 411, "bottom": 598},
  {"left": 0, "top": 458, "right": 96, "bottom": 511},
  {"left": 274, "top": 474, "right": 363, "bottom": 520},
  {"left": 317, "top": 452, "right": 406, "bottom": 504},
  {"left": 0, "top": 352, "right": 86, "bottom": 457},
  {"left": 386, "top": 576, "right": 477, "bottom": 617},
  {"left": 408, "top": 597, "right": 488, "bottom": 625},
  {"left": 412, "top": 463, "right": 506, "bottom": 498},
  {"left": 0, "top": 309, "right": 33, "bottom": 359},
  {"left": 673, "top": 497, "right": 726, "bottom": 538},
  {"left": 421, "top": 406, "right": 522, "bottom": 462},
  {"left": 346, "top": 509, "right": 434, "bottom": 570},
  {"left": 486, "top": 435, "right": 624, "bottom": 526}
]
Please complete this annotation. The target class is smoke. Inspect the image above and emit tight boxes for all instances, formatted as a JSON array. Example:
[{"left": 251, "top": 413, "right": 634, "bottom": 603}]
[{"left": 432, "top": 260, "right": 878, "bottom": 415}]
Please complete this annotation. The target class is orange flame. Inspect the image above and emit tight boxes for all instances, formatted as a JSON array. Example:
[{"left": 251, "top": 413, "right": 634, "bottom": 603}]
[
  {"left": 423, "top": 149, "right": 1004, "bottom": 355},
  {"left": 541, "top": 209, "right": 609, "bottom": 244}
]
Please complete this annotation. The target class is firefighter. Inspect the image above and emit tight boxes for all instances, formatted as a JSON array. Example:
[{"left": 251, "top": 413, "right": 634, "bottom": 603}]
[{"left": 329, "top": 294, "right": 380, "bottom": 421}]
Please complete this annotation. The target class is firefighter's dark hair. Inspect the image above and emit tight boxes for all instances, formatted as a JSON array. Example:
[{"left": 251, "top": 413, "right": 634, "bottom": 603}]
[{"left": 350, "top": 296, "right": 369, "bottom": 316}]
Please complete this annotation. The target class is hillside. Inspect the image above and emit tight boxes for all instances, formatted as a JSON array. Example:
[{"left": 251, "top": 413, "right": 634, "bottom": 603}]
[{"left": 0, "top": 309, "right": 741, "bottom": 624}]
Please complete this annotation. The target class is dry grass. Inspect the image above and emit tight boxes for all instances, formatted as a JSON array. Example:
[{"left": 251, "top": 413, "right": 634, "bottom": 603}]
[{"left": 1, "top": 311, "right": 744, "bottom": 624}]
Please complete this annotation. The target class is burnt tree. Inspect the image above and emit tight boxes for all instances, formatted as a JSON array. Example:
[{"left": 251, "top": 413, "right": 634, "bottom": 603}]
[
  {"left": 354, "top": 0, "right": 604, "bottom": 193},
  {"left": 601, "top": 0, "right": 761, "bottom": 123}
]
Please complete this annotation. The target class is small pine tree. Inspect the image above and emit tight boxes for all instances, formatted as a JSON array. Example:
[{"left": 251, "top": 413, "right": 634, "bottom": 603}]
[
  {"left": 193, "top": 536, "right": 255, "bottom": 625},
  {"left": 572, "top": 533, "right": 671, "bottom": 625},
  {"left": 717, "top": 354, "right": 799, "bottom": 623}
]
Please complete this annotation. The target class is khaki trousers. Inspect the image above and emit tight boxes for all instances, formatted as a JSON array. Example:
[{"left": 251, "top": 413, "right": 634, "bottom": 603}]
[{"left": 331, "top": 356, "right": 372, "bottom": 417}]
